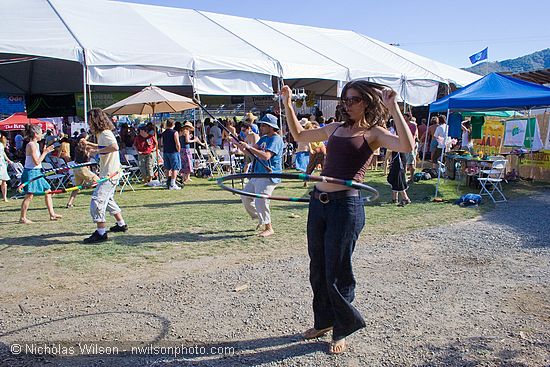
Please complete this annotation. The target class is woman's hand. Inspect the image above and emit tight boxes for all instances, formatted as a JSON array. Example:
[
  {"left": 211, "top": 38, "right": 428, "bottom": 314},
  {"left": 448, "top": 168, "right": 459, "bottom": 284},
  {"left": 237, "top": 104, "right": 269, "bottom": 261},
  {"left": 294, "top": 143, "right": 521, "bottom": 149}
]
[
  {"left": 380, "top": 88, "right": 398, "bottom": 110},
  {"left": 44, "top": 144, "right": 55, "bottom": 154},
  {"left": 280, "top": 85, "right": 293, "bottom": 107}
]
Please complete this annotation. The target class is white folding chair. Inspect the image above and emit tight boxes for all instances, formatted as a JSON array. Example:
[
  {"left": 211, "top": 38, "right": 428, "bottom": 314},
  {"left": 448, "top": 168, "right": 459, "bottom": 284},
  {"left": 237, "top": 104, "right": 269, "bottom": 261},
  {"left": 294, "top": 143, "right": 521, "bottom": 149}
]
[
  {"left": 42, "top": 162, "right": 67, "bottom": 190},
  {"left": 8, "top": 162, "right": 24, "bottom": 189},
  {"left": 477, "top": 159, "right": 507, "bottom": 203},
  {"left": 123, "top": 154, "right": 141, "bottom": 182},
  {"left": 118, "top": 170, "right": 135, "bottom": 194},
  {"left": 214, "top": 148, "right": 236, "bottom": 173}
]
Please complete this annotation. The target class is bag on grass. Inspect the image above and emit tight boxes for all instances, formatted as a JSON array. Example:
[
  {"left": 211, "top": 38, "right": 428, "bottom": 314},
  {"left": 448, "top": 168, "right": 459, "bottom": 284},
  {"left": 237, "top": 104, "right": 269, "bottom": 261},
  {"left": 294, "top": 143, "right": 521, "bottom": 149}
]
[{"left": 454, "top": 193, "right": 482, "bottom": 207}]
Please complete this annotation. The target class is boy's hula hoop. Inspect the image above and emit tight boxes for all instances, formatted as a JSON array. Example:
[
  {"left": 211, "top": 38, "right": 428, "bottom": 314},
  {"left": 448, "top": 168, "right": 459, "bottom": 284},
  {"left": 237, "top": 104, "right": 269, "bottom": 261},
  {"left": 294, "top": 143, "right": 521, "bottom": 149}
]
[{"left": 217, "top": 172, "right": 379, "bottom": 203}]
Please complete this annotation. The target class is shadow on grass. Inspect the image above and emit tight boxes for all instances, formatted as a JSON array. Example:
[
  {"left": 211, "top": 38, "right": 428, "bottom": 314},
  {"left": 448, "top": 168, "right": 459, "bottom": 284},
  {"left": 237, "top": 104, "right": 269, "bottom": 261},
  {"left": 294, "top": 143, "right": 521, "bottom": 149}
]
[
  {"left": 0, "top": 229, "right": 256, "bottom": 247},
  {"left": 0, "top": 232, "right": 84, "bottom": 246},
  {"left": 120, "top": 199, "right": 242, "bottom": 210},
  {"left": 116, "top": 229, "right": 255, "bottom": 246},
  {"left": 417, "top": 336, "right": 548, "bottom": 367}
]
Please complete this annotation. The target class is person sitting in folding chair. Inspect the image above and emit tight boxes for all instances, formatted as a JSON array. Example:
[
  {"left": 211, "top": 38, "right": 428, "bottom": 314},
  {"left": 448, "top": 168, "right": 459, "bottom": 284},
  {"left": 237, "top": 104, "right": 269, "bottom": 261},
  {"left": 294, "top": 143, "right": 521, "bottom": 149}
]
[{"left": 66, "top": 138, "right": 99, "bottom": 208}]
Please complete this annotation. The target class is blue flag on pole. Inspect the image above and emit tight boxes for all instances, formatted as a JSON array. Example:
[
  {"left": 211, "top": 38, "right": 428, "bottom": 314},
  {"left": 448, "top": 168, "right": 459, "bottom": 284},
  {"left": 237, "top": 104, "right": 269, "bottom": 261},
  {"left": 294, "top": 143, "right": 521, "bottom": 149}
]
[{"left": 469, "top": 47, "right": 488, "bottom": 64}]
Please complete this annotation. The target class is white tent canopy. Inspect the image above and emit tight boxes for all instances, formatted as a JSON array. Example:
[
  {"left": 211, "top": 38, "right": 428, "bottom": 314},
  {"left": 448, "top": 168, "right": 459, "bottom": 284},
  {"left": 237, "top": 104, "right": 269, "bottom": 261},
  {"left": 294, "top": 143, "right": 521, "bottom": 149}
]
[{"left": 0, "top": 0, "right": 481, "bottom": 102}]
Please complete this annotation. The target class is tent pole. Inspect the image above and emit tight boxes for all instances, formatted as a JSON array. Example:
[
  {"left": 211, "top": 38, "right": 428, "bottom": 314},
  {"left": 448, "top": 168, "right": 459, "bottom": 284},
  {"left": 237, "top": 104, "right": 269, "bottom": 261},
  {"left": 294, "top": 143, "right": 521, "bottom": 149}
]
[
  {"left": 277, "top": 76, "right": 284, "bottom": 136},
  {"left": 434, "top": 109, "right": 450, "bottom": 198},
  {"left": 82, "top": 61, "right": 88, "bottom": 127},
  {"left": 87, "top": 77, "right": 93, "bottom": 110}
]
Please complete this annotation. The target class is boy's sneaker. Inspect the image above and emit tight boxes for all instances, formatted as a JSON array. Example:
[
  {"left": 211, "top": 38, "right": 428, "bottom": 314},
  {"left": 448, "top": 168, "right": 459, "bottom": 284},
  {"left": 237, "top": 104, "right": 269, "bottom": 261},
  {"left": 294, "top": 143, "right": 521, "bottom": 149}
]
[
  {"left": 110, "top": 224, "right": 128, "bottom": 232},
  {"left": 169, "top": 184, "right": 182, "bottom": 190},
  {"left": 83, "top": 230, "right": 108, "bottom": 243}
]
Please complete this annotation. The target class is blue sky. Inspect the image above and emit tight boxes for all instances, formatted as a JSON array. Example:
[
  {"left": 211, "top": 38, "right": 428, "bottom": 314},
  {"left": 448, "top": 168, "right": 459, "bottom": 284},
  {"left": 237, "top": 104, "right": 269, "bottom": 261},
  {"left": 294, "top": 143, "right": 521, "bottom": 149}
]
[{"left": 119, "top": 0, "right": 549, "bottom": 69}]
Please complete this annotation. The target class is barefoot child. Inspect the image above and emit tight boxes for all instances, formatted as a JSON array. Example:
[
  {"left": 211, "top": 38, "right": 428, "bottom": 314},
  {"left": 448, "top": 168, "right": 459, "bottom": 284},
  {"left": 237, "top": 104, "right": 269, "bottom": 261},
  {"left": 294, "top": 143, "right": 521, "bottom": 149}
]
[{"left": 19, "top": 125, "right": 62, "bottom": 223}]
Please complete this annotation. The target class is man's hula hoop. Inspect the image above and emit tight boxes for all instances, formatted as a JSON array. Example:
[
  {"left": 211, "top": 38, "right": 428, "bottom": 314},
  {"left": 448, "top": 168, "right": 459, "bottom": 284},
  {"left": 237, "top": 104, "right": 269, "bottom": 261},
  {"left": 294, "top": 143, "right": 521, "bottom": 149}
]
[
  {"left": 17, "top": 162, "right": 98, "bottom": 192},
  {"left": 217, "top": 172, "right": 379, "bottom": 202},
  {"left": 32, "top": 171, "right": 119, "bottom": 196}
]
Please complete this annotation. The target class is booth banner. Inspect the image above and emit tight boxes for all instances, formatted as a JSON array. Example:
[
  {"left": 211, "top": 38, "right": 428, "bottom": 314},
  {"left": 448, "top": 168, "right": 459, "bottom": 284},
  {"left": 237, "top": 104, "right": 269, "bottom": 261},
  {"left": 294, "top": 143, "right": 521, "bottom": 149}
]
[
  {"left": 75, "top": 92, "right": 132, "bottom": 118},
  {"left": 0, "top": 94, "right": 25, "bottom": 115},
  {"left": 529, "top": 118, "right": 543, "bottom": 151},
  {"left": 504, "top": 119, "right": 527, "bottom": 147},
  {"left": 520, "top": 152, "right": 550, "bottom": 168}
]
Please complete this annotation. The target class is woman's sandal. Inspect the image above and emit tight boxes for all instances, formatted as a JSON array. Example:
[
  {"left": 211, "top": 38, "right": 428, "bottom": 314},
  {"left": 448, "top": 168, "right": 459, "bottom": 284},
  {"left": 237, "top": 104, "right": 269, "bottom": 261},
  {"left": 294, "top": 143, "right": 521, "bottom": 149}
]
[
  {"left": 303, "top": 327, "right": 333, "bottom": 339},
  {"left": 329, "top": 338, "right": 346, "bottom": 355}
]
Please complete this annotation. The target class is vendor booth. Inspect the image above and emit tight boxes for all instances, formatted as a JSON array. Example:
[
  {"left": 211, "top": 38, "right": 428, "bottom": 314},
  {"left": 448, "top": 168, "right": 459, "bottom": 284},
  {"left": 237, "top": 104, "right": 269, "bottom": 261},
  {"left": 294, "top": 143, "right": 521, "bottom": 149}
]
[{"left": 428, "top": 73, "right": 550, "bottom": 195}]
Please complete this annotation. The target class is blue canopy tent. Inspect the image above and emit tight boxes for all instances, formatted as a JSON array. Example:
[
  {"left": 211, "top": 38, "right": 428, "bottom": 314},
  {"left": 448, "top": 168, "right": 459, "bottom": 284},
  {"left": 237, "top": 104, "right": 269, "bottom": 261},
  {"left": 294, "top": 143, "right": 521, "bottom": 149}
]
[
  {"left": 427, "top": 73, "right": 550, "bottom": 197},
  {"left": 429, "top": 73, "right": 550, "bottom": 112}
]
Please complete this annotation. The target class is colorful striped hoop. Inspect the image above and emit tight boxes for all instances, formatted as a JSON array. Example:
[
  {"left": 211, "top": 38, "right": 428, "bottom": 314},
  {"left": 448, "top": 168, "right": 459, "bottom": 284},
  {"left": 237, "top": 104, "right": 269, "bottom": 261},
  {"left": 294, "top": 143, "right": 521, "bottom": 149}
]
[
  {"left": 33, "top": 171, "right": 119, "bottom": 196},
  {"left": 217, "top": 172, "right": 379, "bottom": 203},
  {"left": 17, "top": 162, "right": 98, "bottom": 192}
]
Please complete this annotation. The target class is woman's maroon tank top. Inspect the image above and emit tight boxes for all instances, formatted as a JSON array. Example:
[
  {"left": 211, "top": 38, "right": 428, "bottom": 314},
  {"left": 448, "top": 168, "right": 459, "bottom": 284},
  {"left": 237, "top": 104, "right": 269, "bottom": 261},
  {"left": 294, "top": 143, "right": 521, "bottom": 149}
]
[{"left": 321, "top": 128, "right": 374, "bottom": 182}]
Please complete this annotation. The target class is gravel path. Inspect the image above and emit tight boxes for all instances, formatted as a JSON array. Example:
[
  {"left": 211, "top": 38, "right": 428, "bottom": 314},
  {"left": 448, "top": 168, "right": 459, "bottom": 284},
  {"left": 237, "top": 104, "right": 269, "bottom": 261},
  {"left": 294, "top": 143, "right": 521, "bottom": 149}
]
[{"left": 1, "top": 190, "right": 549, "bottom": 367}]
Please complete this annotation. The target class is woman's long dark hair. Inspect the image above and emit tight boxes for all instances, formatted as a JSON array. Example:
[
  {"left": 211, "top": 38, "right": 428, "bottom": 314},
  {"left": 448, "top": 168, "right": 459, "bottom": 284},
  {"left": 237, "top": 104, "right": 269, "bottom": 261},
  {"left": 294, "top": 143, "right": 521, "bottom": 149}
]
[
  {"left": 88, "top": 108, "right": 115, "bottom": 134},
  {"left": 340, "top": 80, "right": 389, "bottom": 129}
]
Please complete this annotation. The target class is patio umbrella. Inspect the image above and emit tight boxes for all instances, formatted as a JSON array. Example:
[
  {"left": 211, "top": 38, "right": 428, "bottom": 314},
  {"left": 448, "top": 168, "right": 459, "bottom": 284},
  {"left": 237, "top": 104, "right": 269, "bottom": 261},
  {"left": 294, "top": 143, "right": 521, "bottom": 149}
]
[{"left": 103, "top": 86, "right": 197, "bottom": 115}]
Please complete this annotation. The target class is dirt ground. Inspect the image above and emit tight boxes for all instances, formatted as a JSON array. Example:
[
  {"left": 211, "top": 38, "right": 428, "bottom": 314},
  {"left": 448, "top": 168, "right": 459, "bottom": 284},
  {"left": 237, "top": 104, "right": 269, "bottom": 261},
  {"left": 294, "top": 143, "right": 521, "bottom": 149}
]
[{"left": 1, "top": 190, "right": 549, "bottom": 367}]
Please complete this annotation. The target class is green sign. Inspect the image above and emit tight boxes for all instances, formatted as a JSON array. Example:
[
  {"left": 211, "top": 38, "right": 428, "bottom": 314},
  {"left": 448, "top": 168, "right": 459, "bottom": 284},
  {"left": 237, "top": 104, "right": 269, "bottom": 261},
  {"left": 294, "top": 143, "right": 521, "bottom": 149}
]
[
  {"left": 74, "top": 92, "right": 132, "bottom": 118},
  {"left": 523, "top": 118, "right": 537, "bottom": 149}
]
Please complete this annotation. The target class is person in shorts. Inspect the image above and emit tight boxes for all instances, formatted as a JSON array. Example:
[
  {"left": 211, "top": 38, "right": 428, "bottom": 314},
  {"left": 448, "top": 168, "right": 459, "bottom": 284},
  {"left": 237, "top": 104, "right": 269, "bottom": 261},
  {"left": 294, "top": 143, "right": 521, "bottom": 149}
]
[{"left": 161, "top": 119, "right": 181, "bottom": 190}]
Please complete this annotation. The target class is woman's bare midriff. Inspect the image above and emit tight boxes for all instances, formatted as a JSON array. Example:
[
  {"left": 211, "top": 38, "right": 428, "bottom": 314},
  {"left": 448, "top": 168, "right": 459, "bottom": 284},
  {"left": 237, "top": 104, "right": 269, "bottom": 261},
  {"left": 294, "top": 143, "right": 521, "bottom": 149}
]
[{"left": 315, "top": 181, "right": 355, "bottom": 193}]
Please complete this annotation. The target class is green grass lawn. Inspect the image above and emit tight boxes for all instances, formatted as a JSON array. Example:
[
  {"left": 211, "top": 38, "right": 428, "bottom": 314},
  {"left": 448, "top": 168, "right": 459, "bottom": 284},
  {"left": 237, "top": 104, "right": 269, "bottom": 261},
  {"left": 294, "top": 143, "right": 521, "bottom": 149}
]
[{"left": 0, "top": 170, "right": 545, "bottom": 271}]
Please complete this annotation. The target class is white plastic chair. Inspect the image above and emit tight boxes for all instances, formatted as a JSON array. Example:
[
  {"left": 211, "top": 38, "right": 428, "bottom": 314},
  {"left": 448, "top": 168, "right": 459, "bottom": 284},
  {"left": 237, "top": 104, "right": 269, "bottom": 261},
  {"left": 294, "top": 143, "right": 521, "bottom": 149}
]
[{"left": 477, "top": 159, "right": 507, "bottom": 203}]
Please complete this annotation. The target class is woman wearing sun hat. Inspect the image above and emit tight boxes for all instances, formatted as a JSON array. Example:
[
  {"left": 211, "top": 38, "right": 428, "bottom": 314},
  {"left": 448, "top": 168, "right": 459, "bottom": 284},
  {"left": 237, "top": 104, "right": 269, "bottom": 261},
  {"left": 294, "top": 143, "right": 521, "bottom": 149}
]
[{"left": 179, "top": 121, "right": 205, "bottom": 183}]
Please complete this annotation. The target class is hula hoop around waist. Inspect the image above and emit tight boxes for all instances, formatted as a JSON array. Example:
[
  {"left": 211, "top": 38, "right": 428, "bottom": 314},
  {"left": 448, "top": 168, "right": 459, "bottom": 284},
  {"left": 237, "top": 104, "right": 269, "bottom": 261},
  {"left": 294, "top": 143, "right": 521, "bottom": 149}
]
[{"left": 217, "top": 172, "right": 379, "bottom": 203}]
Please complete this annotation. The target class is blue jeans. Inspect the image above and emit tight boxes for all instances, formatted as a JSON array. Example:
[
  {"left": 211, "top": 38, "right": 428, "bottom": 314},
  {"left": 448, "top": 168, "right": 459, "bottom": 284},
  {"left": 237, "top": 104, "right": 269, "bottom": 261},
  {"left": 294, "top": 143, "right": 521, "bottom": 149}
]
[{"left": 307, "top": 192, "right": 366, "bottom": 341}]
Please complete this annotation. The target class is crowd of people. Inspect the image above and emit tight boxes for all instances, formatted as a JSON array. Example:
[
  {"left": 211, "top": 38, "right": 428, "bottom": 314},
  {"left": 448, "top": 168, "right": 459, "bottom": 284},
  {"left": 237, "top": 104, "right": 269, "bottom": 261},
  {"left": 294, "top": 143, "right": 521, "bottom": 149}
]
[
  {"left": 0, "top": 80, "right": 483, "bottom": 356},
  {"left": 0, "top": 94, "right": 471, "bottom": 245}
]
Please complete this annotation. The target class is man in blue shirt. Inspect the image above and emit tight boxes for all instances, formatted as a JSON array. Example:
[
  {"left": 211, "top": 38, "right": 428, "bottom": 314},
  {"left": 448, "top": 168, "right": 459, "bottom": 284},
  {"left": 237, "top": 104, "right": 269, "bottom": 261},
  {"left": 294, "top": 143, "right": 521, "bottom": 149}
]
[{"left": 234, "top": 113, "right": 283, "bottom": 237}]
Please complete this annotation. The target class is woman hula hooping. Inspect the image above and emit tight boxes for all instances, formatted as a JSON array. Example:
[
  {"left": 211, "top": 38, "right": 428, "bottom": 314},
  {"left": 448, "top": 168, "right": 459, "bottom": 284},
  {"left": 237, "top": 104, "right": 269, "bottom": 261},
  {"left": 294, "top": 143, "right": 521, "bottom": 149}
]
[
  {"left": 281, "top": 81, "right": 415, "bottom": 354},
  {"left": 19, "top": 124, "right": 63, "bottom": 224}
]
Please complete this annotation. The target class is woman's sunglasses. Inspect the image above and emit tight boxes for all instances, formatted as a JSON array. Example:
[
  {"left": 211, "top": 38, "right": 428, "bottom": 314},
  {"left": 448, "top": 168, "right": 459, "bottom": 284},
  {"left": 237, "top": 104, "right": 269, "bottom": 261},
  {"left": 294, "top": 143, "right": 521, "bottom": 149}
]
[{"left": 341, "top": 96, "right": 363, "bottom": 106}]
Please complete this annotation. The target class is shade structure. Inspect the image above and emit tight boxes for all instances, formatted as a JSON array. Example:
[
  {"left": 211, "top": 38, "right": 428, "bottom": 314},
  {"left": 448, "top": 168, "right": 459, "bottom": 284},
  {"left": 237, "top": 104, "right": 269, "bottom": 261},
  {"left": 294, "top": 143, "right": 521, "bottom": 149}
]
[
  {"left": 429, "top": 73, "right": 550, "bottom": 112},
  {"left": 103, "top": 86, "right": 198, "bottom": 115},
  {"left": 0, "top": 112, "right": 56, "bottom": 132},
  {"left": 0, "top": 0, "right": 480, "bottom": 101}
]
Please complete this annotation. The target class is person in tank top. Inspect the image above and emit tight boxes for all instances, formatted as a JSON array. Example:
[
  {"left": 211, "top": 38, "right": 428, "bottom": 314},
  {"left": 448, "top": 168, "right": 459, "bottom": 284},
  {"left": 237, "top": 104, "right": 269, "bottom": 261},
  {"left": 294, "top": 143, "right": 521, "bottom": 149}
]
[
  {"left": 19, "top": 124, "right": 62, "bottom": 223},
  {"left": 281, "top": 80, "right": 414, "bottom": 354}
]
